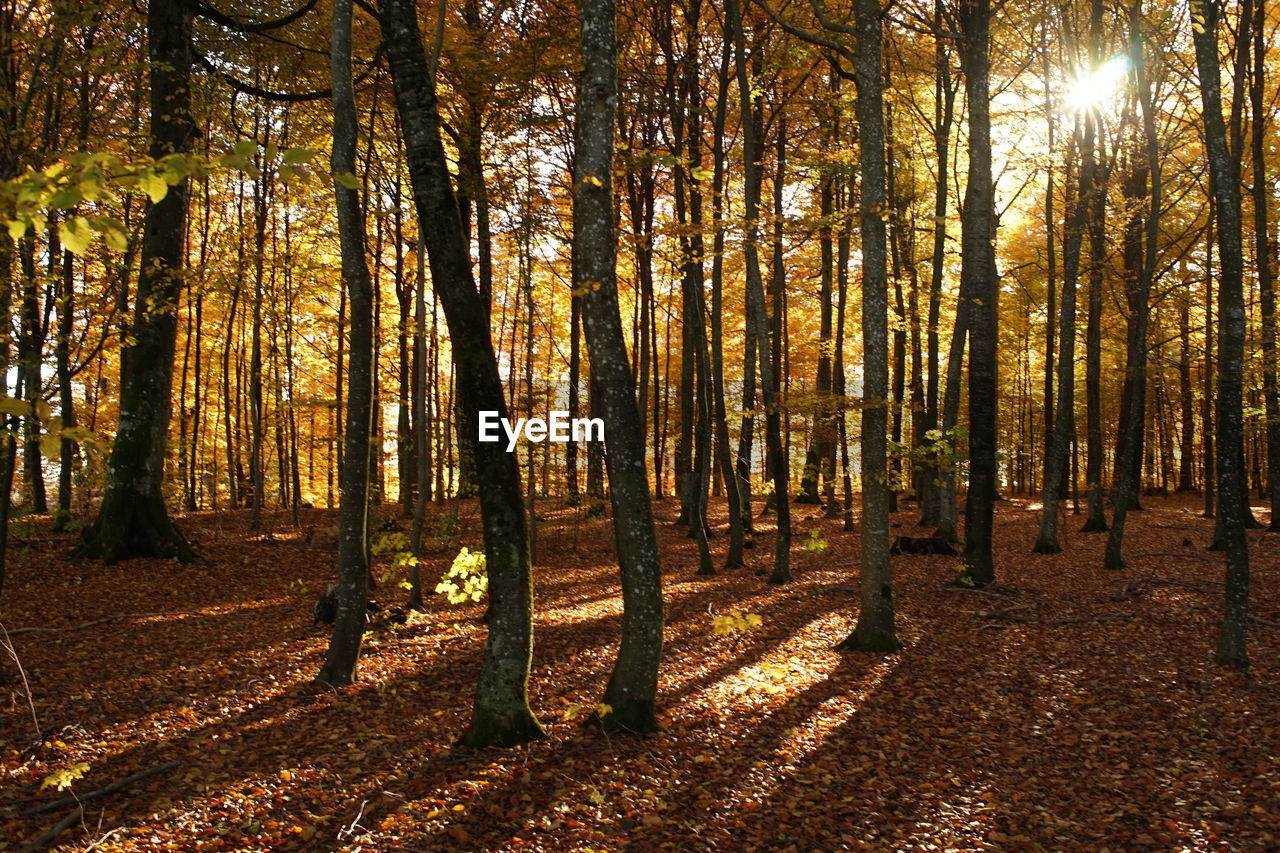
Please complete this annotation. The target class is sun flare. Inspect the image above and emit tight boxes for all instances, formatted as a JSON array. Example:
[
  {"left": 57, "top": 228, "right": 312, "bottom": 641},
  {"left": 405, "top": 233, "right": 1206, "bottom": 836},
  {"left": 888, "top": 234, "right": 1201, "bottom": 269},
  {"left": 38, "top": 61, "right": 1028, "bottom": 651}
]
[{"left": 1065, "top": 54, "right": 1131, "bottom": 113}]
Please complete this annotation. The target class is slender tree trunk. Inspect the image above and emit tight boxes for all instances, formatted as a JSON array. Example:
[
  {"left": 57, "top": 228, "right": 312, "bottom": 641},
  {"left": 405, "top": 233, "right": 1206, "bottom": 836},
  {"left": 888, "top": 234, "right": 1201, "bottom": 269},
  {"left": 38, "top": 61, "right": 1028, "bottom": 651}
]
[
  {"left": 576, "top": 0, "right": 665, "bottom": 731},
  {"left": 382, "top": 0, "right": 543, "bottom": 744},
  {"left": 1177, "top": 281, "right": 1197, "bottom": 492},
  {"left": 1034, "top": 109, "right": 1094, "bottom": 553},
  {"left": 921, "top": 7, "right": 954, "bottom": 529},
  {"left": 1251, "top": 0, "right": 1280, "bottom": 528},
  {"left": 1105, "top": 0, "right": 1162, "bottom": 570},
  {"left": 958, "top": 0, "right": 998, "bottom": 587},
  {"left": 316, "top": 0, "right": 375, "bottom": 687},
  {"left": 1191, "top": 0, "right": 1251, "bottom": 666},
  {"left": 729, "top": 0, "right": 790, "bottom": 584},
  {"left": 709, "top": 14, "right": 746, "bottom": 566},
  {"left": 839, "top": 0, "right": 897, "bottom": 651}
]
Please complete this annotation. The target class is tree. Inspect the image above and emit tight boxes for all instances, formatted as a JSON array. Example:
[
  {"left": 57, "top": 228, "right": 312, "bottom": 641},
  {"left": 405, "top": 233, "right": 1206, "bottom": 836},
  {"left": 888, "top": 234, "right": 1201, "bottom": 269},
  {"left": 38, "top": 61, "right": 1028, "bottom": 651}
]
[
  {"left": 70, "top": 0, "right": 195, "bottom": 565},
  {"left": 575, "top": 0, "right": 666, "bottom": 732},
  {"left": 1103, "top": 0, "right": 1161, "bottom": 571},
  {"left": 958, "top": 0, "right": 998, "bottom": 587},
  {"left": 838, "top": 0, "right": 898, "bottom": 653},
  {"left": 315, "top": 0, "right": 375, "bottom": 688},
  {"left": 381, "top": 0, "right": 544, "bottom": 746},
  {"left": 729, "top": 0, "right": 791, "bottom": 585},
  {"left": 1189, "top": 0, "right": 1251, "bottom": 667}
]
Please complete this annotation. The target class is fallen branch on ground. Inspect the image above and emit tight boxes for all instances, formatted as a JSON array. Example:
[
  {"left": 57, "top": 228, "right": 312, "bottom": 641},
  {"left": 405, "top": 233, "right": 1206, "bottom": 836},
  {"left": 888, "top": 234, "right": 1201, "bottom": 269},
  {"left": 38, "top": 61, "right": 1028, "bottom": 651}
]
[
  {"left": 982, "top": 610, "right": 1132, "bottom": 626},
  {"left": 1114, "top": 576, "right": 1223, "bottom": 601},
  {"left": 7, "top": 614, "right": 202, "bottom": 637},
  {"left": 26, "top": 761, "right": 180, "bottom": 816},
  {"left": 22, "top": 805, "right": 82, "bottom": 852},
  {"left": 943, "top": 585, "right": 1022, "bottom": 601}
]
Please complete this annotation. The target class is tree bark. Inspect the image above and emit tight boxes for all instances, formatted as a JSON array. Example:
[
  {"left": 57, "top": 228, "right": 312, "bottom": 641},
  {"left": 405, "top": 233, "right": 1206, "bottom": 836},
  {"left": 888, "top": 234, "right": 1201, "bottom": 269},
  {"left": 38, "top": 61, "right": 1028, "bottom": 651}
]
[
  {"left": 382, "top": 0, "right": 543, "bottom": 744},
  {"left": 958, "top": 0, "right": 998, "bottom": 587},
  {"left": 316, "top": 0, "right": 375, "bottom": 688},
  {"left": 575, "top": 0, "right": 666, "bottom": 732},
  {"left": 1190, "top": 0, "right": 1251, "bottom": 667},
  {"left": 1105, "top": 0, "right": 1162, "bottom": 570},
  {"left": 729, "top": 0, "right": 790, "bottom": 584},
  {"left": 70, "top": 0, "right": 194, "bottom": 564},
  {"left": 838, "top": 0, "right": 898, "bottom": 652},
  {"left": 1251, "top": 0, "right": 1280, "bottom": 528}
]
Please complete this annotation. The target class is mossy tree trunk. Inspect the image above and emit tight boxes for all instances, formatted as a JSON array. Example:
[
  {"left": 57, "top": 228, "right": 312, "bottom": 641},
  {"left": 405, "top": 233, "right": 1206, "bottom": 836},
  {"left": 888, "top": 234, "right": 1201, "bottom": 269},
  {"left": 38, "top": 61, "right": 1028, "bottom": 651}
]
[
  {"left": 1191, "top": 0, "right": 1251, "bottom": 667},
  {"left": 576, "top": 0, "right": 666, "bottom": 732},
  {"left": 838, "top": 0, "right": 898, "bottom": 653},
  {"left": 382, "top": 0, "right": 543, "bottom": 746},
  {"left": 315, "top": 0, "right": 374, "bottom": 689},
  {"left": 71, "top": 0, "right": 195, "bottom": 565}
]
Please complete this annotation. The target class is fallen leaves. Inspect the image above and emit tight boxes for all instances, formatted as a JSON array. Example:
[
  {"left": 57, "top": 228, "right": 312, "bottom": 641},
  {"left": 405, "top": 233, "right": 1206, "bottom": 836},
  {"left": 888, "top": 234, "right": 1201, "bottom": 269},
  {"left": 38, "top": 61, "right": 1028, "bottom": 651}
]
[{"left": 0, "top": 497, "right": 1277, "bottom": 851}]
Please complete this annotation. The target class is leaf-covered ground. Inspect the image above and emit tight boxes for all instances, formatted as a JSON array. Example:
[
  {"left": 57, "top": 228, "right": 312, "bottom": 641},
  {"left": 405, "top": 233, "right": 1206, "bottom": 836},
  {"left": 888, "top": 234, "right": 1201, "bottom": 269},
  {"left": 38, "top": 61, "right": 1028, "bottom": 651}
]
[{"left": 2, "top": 496, "right": 1278, "bottom": 851}]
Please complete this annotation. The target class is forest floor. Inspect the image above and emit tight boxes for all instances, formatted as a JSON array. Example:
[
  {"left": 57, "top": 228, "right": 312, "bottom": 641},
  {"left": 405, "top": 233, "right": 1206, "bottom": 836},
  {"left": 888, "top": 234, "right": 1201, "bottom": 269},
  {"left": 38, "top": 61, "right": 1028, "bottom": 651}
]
[{"left": 1, "top": 495, "right": 1279, "bottom": 852}]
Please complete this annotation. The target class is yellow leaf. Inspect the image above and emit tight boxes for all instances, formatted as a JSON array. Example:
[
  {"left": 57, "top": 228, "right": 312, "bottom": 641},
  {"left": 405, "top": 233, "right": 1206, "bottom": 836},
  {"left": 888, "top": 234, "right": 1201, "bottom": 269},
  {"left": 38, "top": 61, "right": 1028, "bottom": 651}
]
[
  {"left": 581, "top": 174, "right": 602, "bottom": 187},
  {"left": 138, "top": 172, "right": 168, "bottom": 204},
  {"left": 7, "top": 219, "right": 27, "bottom": 240},
  {"left": 58, "top": 216, "right": 92, "bottom": 256},
  {"left": 41, "top": 762, "right": 90, "bottom": 791}
]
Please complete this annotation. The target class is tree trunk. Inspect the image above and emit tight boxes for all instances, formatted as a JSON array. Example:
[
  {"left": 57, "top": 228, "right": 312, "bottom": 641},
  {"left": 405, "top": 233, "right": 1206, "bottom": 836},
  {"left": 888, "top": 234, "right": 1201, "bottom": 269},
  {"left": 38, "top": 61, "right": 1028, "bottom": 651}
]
[
  {"left": 1034, "top": 94, "right": 1097, "bottom": 552},
  {"left": 709, "top": 13, "right": 746, "bottom": 566},
  {"left": 575, "top": 0, "right": 665, "bottom": 732},
  {"left": 838, "top": 0, "right": 898, "bottom": 652},
  {"left": 316, "top": 0, "right": 375, "bottom": 688},
  {"left": 1191, "top": 0, "right": 1251, "bottom": 667},
  {"left": 1104, "top": 0, "right": 1162, "bottom": 569},
  {"left": 382, "top": 0, "right": 543, "bottom": 745},
  {"left": 1251, "top": 0, "right": 1280, "bottom": 528},
  {"left": 71, "top": 0, "right": 194, "bottom": 564},
  {"left": 921, "top": 0, "right": 955, "bottom": 530},
  {"left": 729, "top": 0, "right": 790, "bottom": 584},
  {"left": 958, "top": 0, "right": 998, "bottom": 587}
]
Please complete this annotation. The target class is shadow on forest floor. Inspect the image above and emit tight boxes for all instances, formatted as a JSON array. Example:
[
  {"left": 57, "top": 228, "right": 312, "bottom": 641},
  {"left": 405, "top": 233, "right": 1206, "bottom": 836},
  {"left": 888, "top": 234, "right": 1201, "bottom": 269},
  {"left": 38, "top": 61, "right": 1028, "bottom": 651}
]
[{"left": 2, "top": 495, "right": 1279, "bottom": 851}]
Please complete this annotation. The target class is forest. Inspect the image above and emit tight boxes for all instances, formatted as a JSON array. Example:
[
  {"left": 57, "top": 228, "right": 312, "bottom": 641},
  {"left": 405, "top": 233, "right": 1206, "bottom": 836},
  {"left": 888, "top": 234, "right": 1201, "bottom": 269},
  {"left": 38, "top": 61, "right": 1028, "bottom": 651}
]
[{"left": 1, "top": 0, "right": 1278, "bottom": 849}]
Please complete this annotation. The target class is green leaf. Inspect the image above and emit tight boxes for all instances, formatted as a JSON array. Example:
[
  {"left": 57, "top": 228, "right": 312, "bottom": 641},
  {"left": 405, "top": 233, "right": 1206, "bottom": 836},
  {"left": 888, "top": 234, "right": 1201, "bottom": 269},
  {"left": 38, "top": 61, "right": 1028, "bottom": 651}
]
[
  {"left": 162, "top": 154, "right": 189, "bottom": 185},
  {"left": 39, "top": 433, "right": 61, "bottom": 460},
  {"left": 233, "top": 140, "right": 257, "bottom": 160},
  {"left": 7, "top": 219, "right": 28, "bottom": 241},
  {"left": 48, "top": 189, "right": 82, "bottom": 210},
  {"left": 94, "top": 216, "right": 129, "bottom": 251},
  {"left": 283, "top": 147, "right": 316, "bottom": 166},
  {"left": 690, "top": 165, "right": 712, "bottom": 181},
  {"left": 334, "top": 172, "right": 359, "bottom": 190},
  {"left": 0, "top": 397, "right": 30, "bottom": 417}
]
